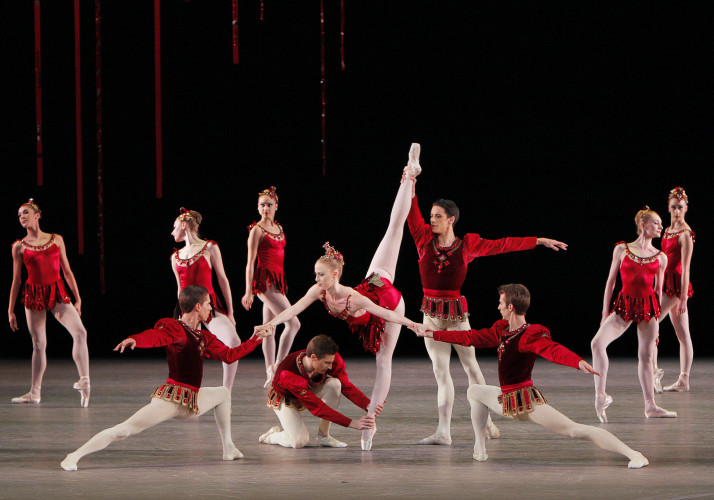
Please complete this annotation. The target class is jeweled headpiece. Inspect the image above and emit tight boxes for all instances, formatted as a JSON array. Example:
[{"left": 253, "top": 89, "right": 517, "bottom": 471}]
[
  {"left": 177, "top": 207, "right": 196, "bottom": 223},
  {"left": 258, "top": 186, "right": 279, "bottom": 203},
  {"left": 22, "top": 198, "right": 41, "bottom": 214},
  {"left": 321, "top": 242, "right": 345, "bottom": 266},
  {"left": 668, "top": 186, "right": 688, "bottom": 203}
]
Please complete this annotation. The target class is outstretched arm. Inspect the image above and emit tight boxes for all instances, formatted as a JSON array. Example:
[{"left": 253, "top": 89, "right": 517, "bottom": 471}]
[
  {"left": 349, "top": 293, "right": 418, "bottom": 330},
  {"left": 8, "top": 243, "right": 23, "bottom": 331},
  {"left": 208, "top": 243, "right": 236, "bottom": 325},
  {"left": 536, "top": 237, "right": 568, "bottom": 251},
  {"left": 56, "top": 235, "right": 82, "bottom": 316},
  {"left": 255, "top": 285, "right": 320, "bottom": 334},
  {"left": 242, "top": 225, "right": 262, "bottom": 310}
]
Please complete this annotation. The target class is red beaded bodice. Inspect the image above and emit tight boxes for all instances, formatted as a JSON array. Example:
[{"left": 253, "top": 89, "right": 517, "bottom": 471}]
[
  {"left": 21, "top": 234, "right": 61, "bottom": 285},
  {"left": 619, "top": 243, "right": 660, "bottom": 298},
  {"left": 173, "top": 241, "right": 216, "bottom": 294}
]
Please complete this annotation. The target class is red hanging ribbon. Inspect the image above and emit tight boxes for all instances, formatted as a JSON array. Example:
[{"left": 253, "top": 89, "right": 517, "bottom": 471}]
[
  {"left": 34, "top": 1, "right": 43, "bottom": 186},
  {"left": 96, "top": 0, "right": 105, "bottom": 292},
  {"left": 232, "top": 0, "right": 239, "bottom": 64},
  {"left": 340, "top": 0, "right": 345, "bottom": 70},
  {"left": 74, "top": 0, "right": 84, "bottom": 254},
  {"left": 260, "top": 0, "right": 264, "bottom": 21},
  {"left": 320, "top": 0, "right": 326, "bottom": 175},
  {"left": 155, "top": 0, "right": 163, "bottom": 198}
]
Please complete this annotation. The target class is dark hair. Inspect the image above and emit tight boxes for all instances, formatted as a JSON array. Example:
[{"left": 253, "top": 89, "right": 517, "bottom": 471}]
[
  {"left": 306, "top": 335, "right": 339, "bottom": 359},
  {"left": 179, "top": 285, "right": 209, "bottom": 314},
  {"left": 497, "top": 284, "right": 530, "bottom": 315},
  {"left": 432, "top": 199, "right": 460, "bottom": 225}
]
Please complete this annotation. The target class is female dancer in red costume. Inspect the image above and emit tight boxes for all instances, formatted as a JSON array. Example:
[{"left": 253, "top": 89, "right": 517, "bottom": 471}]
[
  {"left": 171, "top": 208, "right": 241, "bottom": 391},
  {"left": 8, "top": 200, "right": 90, "bottom": 406},
  {"left": 255, "top": 144, "right": 424, "bottom": 450},
  {"left": 242, "top": 187, "right": 300, "bottom": 388},
  {"left": 590, "top": 207, "right": 676, "bottom": 421},
  {"left": 652, "top": 187, "right": 694, "bottom": 392}
]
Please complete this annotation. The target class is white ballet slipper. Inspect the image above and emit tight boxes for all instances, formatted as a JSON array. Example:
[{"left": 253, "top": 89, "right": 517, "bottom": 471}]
[
  {"left": 595, "top": 394, "right": 613, "bottom": 423},
  {"left": 263, "top": 365, "right": 276, "bottom": 389},
  {"left": 473, "top": 453, "right": 489, "bottom": 462},
  {"left": 663, "top": 374, "right": 689, "bottom": 392},
  {"left": 644, "top": 405, "right": 677, "bottom": 418},
  {"left": 11, "top": 393, "right": 41, "bottom": 404},
  {"left": 417, "top": 433, "right": 452, "bottom": 445},
  {"left": 259, "top": 426, "right": 281, "bottom": 443},
  {"left": 628, "top": 452, "right": 649, "bottom": 469},
  {"left": 60, "top": 454, "right": 78, "bottom": 471},
  {"left": 318, "top": 435, "right": 348, "bottom": 448},
  {"left": 486, "top": 420, "right": 500, "bottom": 439},
  {"left": 360, "top": 424, "right": 376, "bottom": 451},
  {"left": 406, "top": 143, "right": 422, "bottom": 176},
  {"left": 222, "top": 446, "right": 244, "bottom": 460},
  {"left": 73, "top": 376, "right": 90, "bottom": 408}
]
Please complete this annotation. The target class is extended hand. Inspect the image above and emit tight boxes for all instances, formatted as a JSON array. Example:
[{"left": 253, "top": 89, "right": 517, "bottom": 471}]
[
  {"left": 537, "top": 238, "right": 568, "bottom": 251},
  {"left": 241, "top": 292, "right": 254, "bottom": 311},
  {"left": 114, "top": 338, "right": 136, "bottom": 353},
  {"left": 350, "top": 414, "right": 376, "bottom": 430},
  {"left": 579, "top": 359, "right": 600, "bottom": 376},
  {"left": 254, "top": 323, "right": 275, "bottom": 336},
  {"left": 373, "top": 402, "right": 385, "bottom": 416}
]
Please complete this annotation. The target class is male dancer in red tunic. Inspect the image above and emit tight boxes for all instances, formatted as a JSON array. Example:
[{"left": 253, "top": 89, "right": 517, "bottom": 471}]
[
  {"left": 259, "top": 334, "right": 381, "bottom": 449},
  {"left": 405, "top": 159, "right": 567, "bottom": 445},
  {"left": 413, "top": 284, "right": 648, "bottom": 468},
  {"left": 61, "top": 285, "right": 268, "bottom": 471}
]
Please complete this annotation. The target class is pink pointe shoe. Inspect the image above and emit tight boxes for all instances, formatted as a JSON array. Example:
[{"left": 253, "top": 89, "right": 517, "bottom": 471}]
[
  {"left": 73, "top": 377, "right": 90, "bottom": 408},
  {"left": 405, "top": 143, "right": 422, "bottom": 177},
  {"left": 595, "top": 393, "right": 613, "bottom": 423},
  {"left": 663, "top": 374, "right": 689, "bottom": 392},
  {"left": 361, "top": 424, "right": 377, "bottom": 451},
  {"left": 11, "top": 392, "right": 41, "bottom": 404},
  {"left": 654, "top": 368, "right": 665, "bottom": 394}
]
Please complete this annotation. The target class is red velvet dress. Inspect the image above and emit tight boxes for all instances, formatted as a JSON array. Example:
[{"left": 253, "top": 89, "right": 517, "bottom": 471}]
[
  {"left": 661, "top": 229, "right": 694, "bottom": 298},
  {"left": 267, "top": 350, "right": 371, "bottom": 427},
  {"left": 610, "top": 242, "right": 661, "bottom": 323},
  {"left": 407, "top": 197, "right": 537, "bottom": 321},
  {"left": 320, "top": 273, "right": 402, "bottom": 355},
  {"left": 433, "top": 320, "right": 582, "bottom": 416},
  {"left": 130, "top": 318, "right": 261, "bottom": 413},
  {"left": 248, "top": 222, "right": 287, "bottom": 295},
  {"left": 17, "top": 234, "right": 71, "bottom": 311},
  {"left": 173, "top": 241, "right": 226, "bottom": 316}
]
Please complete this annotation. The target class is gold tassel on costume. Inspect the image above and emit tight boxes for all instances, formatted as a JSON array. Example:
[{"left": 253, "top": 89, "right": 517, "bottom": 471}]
[
  {"left": 151, "top": 384, "right": 199, "bottom": 414},
  {"left": 498, "top": 386, "right": 547, "bottom": 417}
]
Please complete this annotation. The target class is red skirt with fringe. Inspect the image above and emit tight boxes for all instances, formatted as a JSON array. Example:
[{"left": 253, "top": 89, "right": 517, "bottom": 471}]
[
  {"left": 22, "top": 280, "right": 71, "bottom": 311},
  {"left": 611, "top": 291, "right": 661, "bottom": 323}
]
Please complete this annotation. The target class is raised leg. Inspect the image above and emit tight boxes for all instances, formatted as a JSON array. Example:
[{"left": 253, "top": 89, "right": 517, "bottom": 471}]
[
  {"left": 206, "top": 312, "right": 241, "bottom": 391},
  {"left": 522, "top": 403, "right": 648, "bottom": 468},
  {"left": 61, "top": 399, "right": 180, "bottom": 470},
  {"left": 466, "top": 384, "right": 503, "bottom": 461},
  {"left": 590, "top": 313, "right": 629, "bottom": 422}
]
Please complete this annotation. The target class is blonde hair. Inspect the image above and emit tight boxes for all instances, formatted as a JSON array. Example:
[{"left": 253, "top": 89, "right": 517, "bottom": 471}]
[
  {"left": 634, "top": 206, "right": 659, "bottom": 235},
  {"left": 318, "top": 242, "right": 344, "bottom": 278},
  {"left": 177, "top": 207, "right": 203, "bottom": 234}
]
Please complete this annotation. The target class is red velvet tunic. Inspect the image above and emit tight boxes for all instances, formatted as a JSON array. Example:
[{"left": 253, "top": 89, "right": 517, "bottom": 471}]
[
  {"left": 268, "top": 350, "right": 371, "bottom": 427},
  {"left": 433, "top": 320, "right": 582, "bottom": 391},
  {"left": 173, "top": 240, "right": 226, "bottom": 315},
  {"left": 320, "top": 273, "right": 402, "bottom": 355},
  {"left": 611, "top": 242, "right": 661, "bottom": 323},
  {"left": 248, "top": 222, "right": 287, "bottom": 295},
  {"left": 17, "top": 234, "right": 71, "bottom": 310},
  {"left": 407, "top": 197, "right": 537, "bottom": 321},
  {"left": 661, "top": 229, "right": 694, "bottom": 298},
  {"left": 129, "top": 318, "right": 262, "bottom": 390}
]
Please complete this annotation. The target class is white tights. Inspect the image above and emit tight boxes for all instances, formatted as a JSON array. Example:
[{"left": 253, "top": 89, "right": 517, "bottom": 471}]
[
  {"left": 264, "top": 378, "right": 342, "bottom": 448},
  {"left": 63, "top": 386, "right": 239, "bottom": 467},
  {"left": 23, "top": 303, "right": 90, "bottom": 398},
  {"left": 468, "top": 384, "right": 642, "bottom": 464},
  {"left": 205, "top": 311, "right": 241, "bottom": 391},
  {"left": 591, "top": 313, "right": 660, "bottom": 407},
  {"left": 653, "top": 294, "right": 693, "bottom": 382},
  {"left": 422, "top": 315, "right": 493, "bottom": 441},
  {"left": 258, "top": 287, "right": 300, "bottom": 369}
]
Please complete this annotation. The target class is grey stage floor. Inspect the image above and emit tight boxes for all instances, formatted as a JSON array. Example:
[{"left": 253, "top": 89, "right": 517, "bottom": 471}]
[{"left": 1, "top": 357, "right": 713, "bottom": 499}]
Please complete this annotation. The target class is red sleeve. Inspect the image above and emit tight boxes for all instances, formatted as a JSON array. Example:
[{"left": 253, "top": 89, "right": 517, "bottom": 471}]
[
  {"left": 407, "top": 196, "right": 434, "bottom": 259},
  {"left": 518, "top": 326, "right": 582, "bottom": 370},
  {"left": 432, "top": 321, "right": 503, "bottom": 349},
  {"left": 203, "top": 332, "right": 262, "bottom": 364},
  {"left": 129, "top": 319, "right": 185, "bottom": 348},
  {"left": 278, "top": 370, "right": 354, "bottom": 428},
  {"left": 329, "top": 354, "right": 370, "bottom": 411},
  {"left": 462, "top": 234, "right": 537, "bottom": 264}
]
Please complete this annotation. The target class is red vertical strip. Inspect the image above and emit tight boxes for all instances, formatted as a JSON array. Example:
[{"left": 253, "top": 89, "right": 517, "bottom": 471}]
[
  {"left": 34, "top": 1, "right": 43, "bottom": 186},
  {"left": 320, "top": 0, "right": 326, "bottom": 175},
  {"left": 96, "top": 0, "right": 105, "bottom": 292},
  {"left": 74, "top": 0, "right": 84, "bottom": 254},
  {"left": 232, "top": 0, "right": 239, "bottom": 64},
  {"left": 259, "top": 0, "right": 264, "bottom": 21},
  {"left": 340, "top": 0, "right": 345, "bottom": 70},
  {"left": 155, "top": 0, "right": 163, "bottom": 198}
]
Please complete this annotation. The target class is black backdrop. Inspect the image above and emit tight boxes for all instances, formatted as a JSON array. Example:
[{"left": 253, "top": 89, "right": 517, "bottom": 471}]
[{"left": 2, "top": 2, "right": 711, "bottom": 361}]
